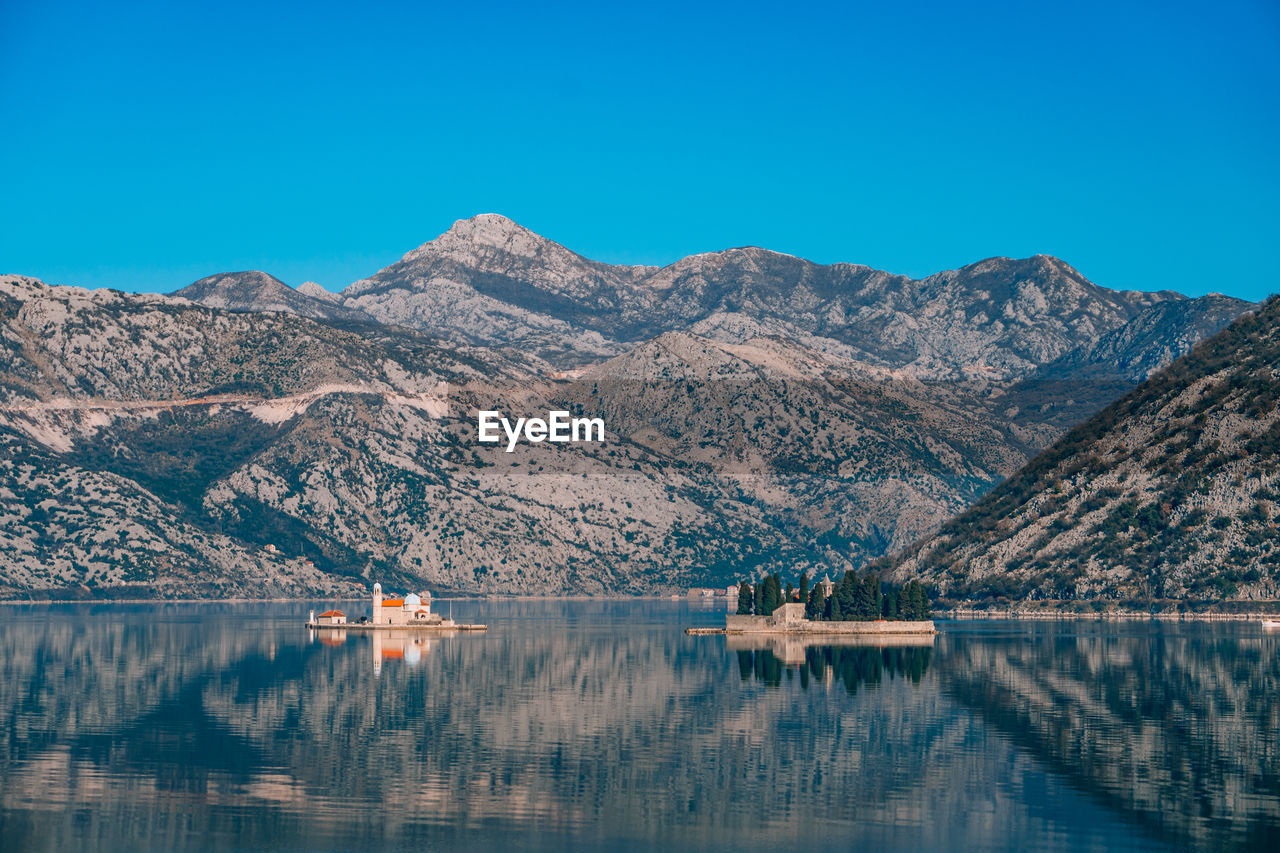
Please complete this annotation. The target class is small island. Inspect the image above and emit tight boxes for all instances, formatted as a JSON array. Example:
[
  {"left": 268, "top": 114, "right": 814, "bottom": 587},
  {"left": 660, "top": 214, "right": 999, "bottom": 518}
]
[
  {"left": 691, "top": 571, "right": 936, "bottom": 636},
  {"left": 305, "top": 582, "right": 487, "bottom": 631}
]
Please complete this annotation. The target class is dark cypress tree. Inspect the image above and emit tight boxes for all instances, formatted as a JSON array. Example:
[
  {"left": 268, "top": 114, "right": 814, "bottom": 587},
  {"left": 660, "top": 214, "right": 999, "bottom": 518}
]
[
  {"left": 827, "top": 590, "right": 843, "bottom": 621},
  {"left": 851, "top": 574, "right": 876, "bottom": 620},
  {"left": 900, "top": 580, "right": 930, "bottom": 620},
  {"left": 883, "top": 587, "right": 898, "bottom": 620},
  {"left": 754, "top": 578, "right": 766, "bottom": 616},
  {"left": 898, "top": 582, "right": 916, "bottom": 620},
  {"left": 914, "top": 581, "right": 931, "bottom": 618},
  {"left": 737, "top": 581, "right": 754, "bottom": 615},
  {"left": 798, "top": 571, "right": 810, "bottom": 603},
  {"left": 764, "top": 574, "right": 783, "bottom": 614},
  {"left": 836, "top": 572, "right": 857, "bottom": 621},
  {"left": 785, "top": 581, "right": 794, "bottom": 602},
  {"left": 805, "top": 585, "right": 824, "bottom": 620}
]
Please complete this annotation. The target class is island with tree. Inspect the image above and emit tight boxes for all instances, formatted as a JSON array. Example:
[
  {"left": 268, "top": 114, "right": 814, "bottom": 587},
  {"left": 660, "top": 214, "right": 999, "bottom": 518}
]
[{"left": 721, "top": 571, "right": 936, "bottom": 635}]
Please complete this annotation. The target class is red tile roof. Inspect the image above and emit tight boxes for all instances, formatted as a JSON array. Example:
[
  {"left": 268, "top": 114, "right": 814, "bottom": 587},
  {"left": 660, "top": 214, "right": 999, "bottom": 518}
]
[{"left": 318, "top": 610, "right": 345, "bottom": 617}]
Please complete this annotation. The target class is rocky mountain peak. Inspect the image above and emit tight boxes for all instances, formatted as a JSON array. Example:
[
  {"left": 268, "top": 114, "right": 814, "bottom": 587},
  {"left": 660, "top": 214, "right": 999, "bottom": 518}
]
[
  {"left": 173, "top": 271, "right": 374, "bottom": 324},
  {"left": 173, "top": 270, "right": 291, "bottom": 304},
  {"left": 296, "top": 280, "right": 337, "bottom": 303},
  {"left": 335, "top": 216, "right": 1252, "bottom": 374},
  {"left": 401, "top": 213, "right": 552, "bottom": 263}
]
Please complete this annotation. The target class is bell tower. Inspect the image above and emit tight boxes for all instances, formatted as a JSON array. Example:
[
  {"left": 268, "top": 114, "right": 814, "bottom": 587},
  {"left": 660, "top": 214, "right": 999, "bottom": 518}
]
[{"left": 372, "top": 582, "right": 382, "bottom": 624}]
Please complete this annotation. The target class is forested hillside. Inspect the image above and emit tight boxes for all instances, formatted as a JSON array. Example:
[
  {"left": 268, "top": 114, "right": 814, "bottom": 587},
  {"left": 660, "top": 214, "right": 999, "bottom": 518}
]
[{"left": 886, "top": 298, "right": 1280, "bottom": 605}]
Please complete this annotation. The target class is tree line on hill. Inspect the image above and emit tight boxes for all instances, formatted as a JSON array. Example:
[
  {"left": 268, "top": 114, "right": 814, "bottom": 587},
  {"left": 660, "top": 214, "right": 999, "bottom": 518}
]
[{"left": 736, "top": 571, "right": 930, "bottom": 621}]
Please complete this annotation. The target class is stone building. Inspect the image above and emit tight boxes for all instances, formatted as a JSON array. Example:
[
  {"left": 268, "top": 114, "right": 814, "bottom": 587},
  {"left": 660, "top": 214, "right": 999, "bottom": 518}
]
[{"left": 371, "top": 582, "right": 446, "bottom": 626}]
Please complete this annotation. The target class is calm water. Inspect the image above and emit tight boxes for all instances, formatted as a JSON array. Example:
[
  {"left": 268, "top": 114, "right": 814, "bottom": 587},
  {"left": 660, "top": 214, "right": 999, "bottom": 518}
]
[{"left": 0, "top": 600, "right": 1277, "bottom": 852}]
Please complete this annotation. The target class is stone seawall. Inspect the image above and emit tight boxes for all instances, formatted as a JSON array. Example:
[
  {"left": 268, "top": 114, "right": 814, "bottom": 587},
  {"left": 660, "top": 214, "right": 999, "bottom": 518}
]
[{"left": 725, "top": 614, "right": 936, "bottom": 635}]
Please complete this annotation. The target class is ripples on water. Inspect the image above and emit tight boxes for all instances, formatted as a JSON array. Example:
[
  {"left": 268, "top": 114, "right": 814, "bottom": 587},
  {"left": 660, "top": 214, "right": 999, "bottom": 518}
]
[{"left": 0, "top": 599, "right": 1277, "bottom": 852}]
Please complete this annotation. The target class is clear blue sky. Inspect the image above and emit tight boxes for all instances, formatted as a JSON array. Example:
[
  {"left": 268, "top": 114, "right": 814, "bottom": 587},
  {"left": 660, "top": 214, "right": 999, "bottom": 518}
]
[{"left": 2, "top": 0, "right": 1277, "bottom": 300}]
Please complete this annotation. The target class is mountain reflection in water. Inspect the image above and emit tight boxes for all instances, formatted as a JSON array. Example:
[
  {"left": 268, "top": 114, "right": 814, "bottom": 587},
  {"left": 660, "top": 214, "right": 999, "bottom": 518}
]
[{"left": 0, "top": 600, "right": 1276, "bottom": 852}]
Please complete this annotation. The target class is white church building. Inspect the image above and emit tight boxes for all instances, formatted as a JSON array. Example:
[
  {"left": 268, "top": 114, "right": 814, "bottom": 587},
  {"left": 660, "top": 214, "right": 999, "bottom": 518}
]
[{"left": 371, "top": 582, "right": 448, "bottom": 626}]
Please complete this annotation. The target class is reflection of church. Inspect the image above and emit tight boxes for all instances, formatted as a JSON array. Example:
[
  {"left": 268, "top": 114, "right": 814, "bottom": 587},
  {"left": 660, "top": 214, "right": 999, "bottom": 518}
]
[{"left": 372, "top": 630, "right": 441, "bottom": 675}]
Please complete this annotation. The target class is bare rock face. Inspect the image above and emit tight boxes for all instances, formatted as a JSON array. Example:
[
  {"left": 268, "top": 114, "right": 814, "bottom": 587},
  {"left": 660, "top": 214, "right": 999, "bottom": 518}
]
[
  {"left": 0, "top": 275, "right": 1066, "bottom": 598},
  {"left": 296, "top": 280, "right": 339, "bottom": 303},
  {"left": 174, "top": 271, "right": 375, "bottom": 325},
  {"left": 1037, "top": 294, "right": 1252, "bottom": 382},
  {"left": 343, "top": 214, "right": 654, "bottom": 364},
  {"left": 0, "top": 210, "right": 1259, "bottom": 602},
  {"left": 338, "top": 215, "right": 1252, "bottom": 378},
  {"left": 887, "top": 298, "right": 1280, "bottom": 603}
]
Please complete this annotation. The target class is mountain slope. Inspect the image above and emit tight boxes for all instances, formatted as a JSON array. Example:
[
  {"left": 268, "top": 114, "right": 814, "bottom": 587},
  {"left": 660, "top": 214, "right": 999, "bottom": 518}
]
[
  {"left": 0, "top": 276, "right": 529, "bottom": 596},
  {"left": 1, "top": 275, "right": 1136, "bottom": 597},
  {"left": 0, "top": 277, "right": 866, "bottom": 595},
  {"left": 1034, "top": 293, "right": 1252, "bottom": 383},
  {"left": 885, "top": 297, "right": 1280, "bottom": 603},
  {"left": 0, "top": 275, "right": 521, "bottom": 407},
  {"left": 344, "top": 214, "right": 656, "bottom": 364},
  {"left": 174, "top": 271, "right": 375, "bottom": 325},
  {"left": 339, "top": 214, "right": 1251, "bottom": 378},
  {"left": 0, "top": 429, "right": 352, "bottom": 599},
  {"left": 0, "top": 216, "right": 1262, "bottom": 601},
  {"left": 568, "top": 332, "right": 1050, "bottom": 561}
]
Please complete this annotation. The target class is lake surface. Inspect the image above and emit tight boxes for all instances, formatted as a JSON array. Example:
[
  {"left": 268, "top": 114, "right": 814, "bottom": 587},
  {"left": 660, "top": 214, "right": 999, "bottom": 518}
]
[{"left": 0, "top": 599, "right": 1277, "bottom": 852}]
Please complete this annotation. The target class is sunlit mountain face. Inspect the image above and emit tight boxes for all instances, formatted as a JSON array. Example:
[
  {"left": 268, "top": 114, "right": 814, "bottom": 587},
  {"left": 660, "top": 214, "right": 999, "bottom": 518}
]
[{"left": 0, "top": 234, "right": 1255, "bottom": 599}]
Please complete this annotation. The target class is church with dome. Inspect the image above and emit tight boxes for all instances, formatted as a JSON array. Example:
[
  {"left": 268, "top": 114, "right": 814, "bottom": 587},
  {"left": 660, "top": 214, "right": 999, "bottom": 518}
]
[
  {"left": 305, "top": 582, "right": 486, "bottom": 632},
  {"left": 371, "top": 582, "right": 449, "bottom": 626}
]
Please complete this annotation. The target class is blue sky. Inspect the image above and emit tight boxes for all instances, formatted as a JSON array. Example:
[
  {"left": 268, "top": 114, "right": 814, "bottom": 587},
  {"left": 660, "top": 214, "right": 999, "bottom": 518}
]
[{"left": 1, "top": 0, "right": 1277, "bottom": 300}]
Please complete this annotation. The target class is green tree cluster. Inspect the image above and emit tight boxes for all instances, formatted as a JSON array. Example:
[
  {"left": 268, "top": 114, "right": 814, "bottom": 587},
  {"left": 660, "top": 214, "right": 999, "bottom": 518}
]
[
  {"left": 805, "top": 584, "right": 824, "bottom": 619},
  {"left": 895, "top": 579, "right": 931, "bottom": 620},
  {"left": 738, "top": 572, "right": 788, "bottom": 616},
  {"left": 821, "top": 572, "right": 882, "bottom": 621},
  {"left": 734, "top": 571, "right": 931, "bottom": 620}
]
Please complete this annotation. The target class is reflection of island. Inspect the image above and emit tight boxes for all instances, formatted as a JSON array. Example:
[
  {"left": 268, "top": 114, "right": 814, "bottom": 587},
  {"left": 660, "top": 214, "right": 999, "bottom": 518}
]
[
  {"left": 371, "top": 629, "right": 455, "bottom": 674},
  {"left": 310, "top": 627, "right": 453, "bottom": 674},
  {"left": 730, "top": 635, "right": 933, "bottom": 692}
]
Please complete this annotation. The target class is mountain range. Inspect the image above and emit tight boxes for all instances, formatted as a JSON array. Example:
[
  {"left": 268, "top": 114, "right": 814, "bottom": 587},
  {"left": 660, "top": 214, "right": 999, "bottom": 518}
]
[
  {"left": 0, "top": 215, "right": 1261, "bottom": 599},
  {"left": 884, "top": 296, "right": 1280, "bottom": 604},
  {"left": 179, "top": 214, "right": 1249, "bottom": 383}
]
